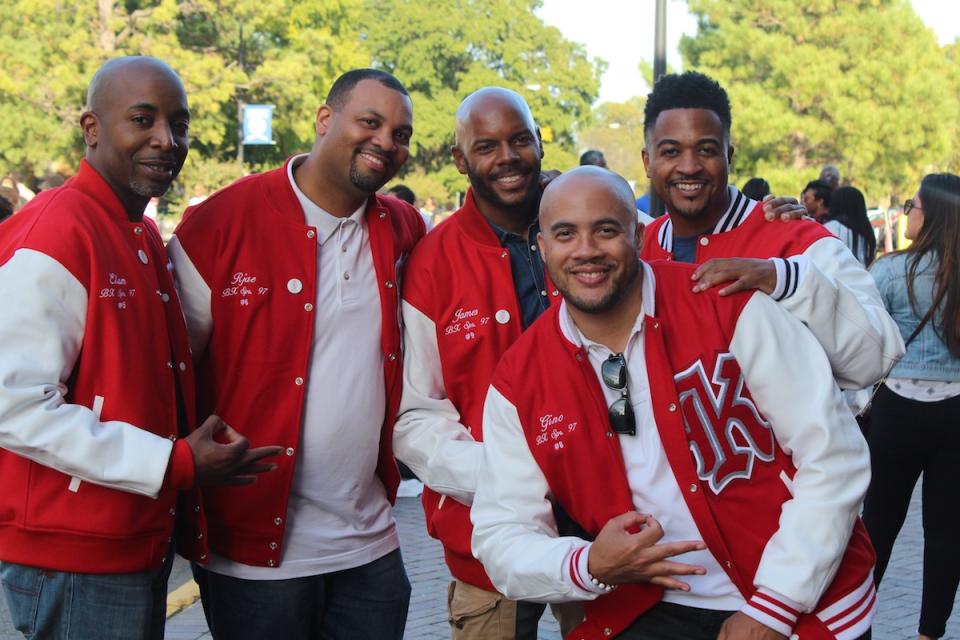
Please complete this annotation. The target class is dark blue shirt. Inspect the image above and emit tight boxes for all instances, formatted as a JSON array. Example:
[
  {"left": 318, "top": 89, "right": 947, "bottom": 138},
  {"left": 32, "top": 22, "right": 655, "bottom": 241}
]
[
  {"left": 488, "top": 219, "right": 549, "bottom": 329},
  {"left": 672, "top": 234, "right": 700, "bottom": 264}
]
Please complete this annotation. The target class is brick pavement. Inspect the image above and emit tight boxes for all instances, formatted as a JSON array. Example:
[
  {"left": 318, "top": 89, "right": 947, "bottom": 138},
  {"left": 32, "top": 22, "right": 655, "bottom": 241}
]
[{"left": 1, "top": 485, "right": 957, "bottom": 639}]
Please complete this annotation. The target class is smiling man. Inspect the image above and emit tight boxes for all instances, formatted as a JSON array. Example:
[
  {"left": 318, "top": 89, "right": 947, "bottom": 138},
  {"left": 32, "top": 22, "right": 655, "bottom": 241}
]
[
  {"left": 392, "top": 87, "right": 563, "bottom": 639},
  {"left": 0, "top": 56, "right": 279, "bottom": 640},
  {"left": 169, "top": 69, "right": 425, "bottom": 640},
  {"left": 472, "top": 166, "right": 876, "bottom": 640},
  {"left": 640, "top": 71, "right": 902, "bottom": 391}
]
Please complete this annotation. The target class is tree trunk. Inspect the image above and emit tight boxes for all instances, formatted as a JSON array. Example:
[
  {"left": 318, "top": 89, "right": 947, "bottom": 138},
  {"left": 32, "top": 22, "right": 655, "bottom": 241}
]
[{"left": 98, "top": 0, "right": 115, "bottom": 52}]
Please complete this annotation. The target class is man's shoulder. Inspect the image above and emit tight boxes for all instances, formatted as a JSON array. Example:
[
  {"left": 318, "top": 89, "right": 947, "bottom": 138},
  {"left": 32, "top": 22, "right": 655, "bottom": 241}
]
[
  {"left": 496, "top": 306, "right": 564, "bottom": 382},
  {"left": 177, "top": 168, "right": 283, "bottom": 234},
  {"left": 0, "top": 184, "right": 102, "bottom": 262}
]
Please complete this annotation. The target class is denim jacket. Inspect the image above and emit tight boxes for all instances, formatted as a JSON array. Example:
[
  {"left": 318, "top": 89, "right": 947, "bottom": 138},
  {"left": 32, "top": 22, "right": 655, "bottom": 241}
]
[{"left": 870, "top": 252, "right": 960, "bottom": 381}]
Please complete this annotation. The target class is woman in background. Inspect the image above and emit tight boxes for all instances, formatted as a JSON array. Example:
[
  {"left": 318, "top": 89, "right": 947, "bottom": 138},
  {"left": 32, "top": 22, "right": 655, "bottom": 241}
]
[
  {"left": 862, "top": 173, "right": 960, "bottom": 640},
  {"left": 824, "top": 186, "right": 877, "bottom": 266}
]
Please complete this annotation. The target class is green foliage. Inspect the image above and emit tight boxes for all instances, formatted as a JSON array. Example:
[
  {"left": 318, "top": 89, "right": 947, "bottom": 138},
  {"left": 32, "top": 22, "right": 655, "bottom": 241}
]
[
  {"left": 1, "top": 0, "right": 601, "bottom": 207},
  {"left": 357, "top": 0, "right": 603, "bottom": 197},
  {"left": 680, "top": 0, "right": 960, "bottom": 202},
  {"left": 577, "top": 96, "right": 649, "bottom": 194},
  {"left": 0, "top": 0, "right": 365, "bottom": 192}
]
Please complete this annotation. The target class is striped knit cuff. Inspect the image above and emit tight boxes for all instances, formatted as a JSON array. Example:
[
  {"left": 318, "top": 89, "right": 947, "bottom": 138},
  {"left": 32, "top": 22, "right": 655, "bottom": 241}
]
[
  {"left": 769, "top": 256, "right": 808, "bottom": 301},
  {"left": 565, "top": 544, "right": 609, "bottom": 595},
  {"left": 741, "top": 588, "right": 803, "bottom": 637}
]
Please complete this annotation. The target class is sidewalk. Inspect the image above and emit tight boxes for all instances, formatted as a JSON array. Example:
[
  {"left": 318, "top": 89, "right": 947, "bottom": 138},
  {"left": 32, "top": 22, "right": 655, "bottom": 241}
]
[{"left": 2, "top": 483, "right": 956, "bottom": 639}]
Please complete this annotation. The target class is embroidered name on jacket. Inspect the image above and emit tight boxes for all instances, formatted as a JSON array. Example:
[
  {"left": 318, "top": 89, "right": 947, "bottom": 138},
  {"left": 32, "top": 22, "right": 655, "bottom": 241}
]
[{"left": 674, "top": 353, "right": 775, "bottom": 494}]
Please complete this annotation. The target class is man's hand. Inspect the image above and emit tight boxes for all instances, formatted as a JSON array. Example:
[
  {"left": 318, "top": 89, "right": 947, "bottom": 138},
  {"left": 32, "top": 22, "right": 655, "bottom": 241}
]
[
  {"left": 692, "top": 258, "right": 776, "bottom": 296},
  {"left": 586, "top": 512, "right": 706, "bottom": 589},
  {"left": 185, "top": 415, "right": 283, "bottom": 486},
  {"left": 717, "top": 612, "right": 787, "bottom": 640},
  {"left": 761, "top": 194, "right": 806, "bottom": 222}
]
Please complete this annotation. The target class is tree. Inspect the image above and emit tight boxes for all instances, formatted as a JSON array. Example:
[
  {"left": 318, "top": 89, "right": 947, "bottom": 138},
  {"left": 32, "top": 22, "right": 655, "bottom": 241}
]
[
  {"left": 0, "top": 0, "right": 365, "bottom": 199},
  {"left": 577, "top": 96, "right": 648, "bottom": 194},
  {"left": 679, "top": 0, "right": 959, "bottom": 202},
  {"left": 358, "top": 0, "right": 604, "bottom": 197}
]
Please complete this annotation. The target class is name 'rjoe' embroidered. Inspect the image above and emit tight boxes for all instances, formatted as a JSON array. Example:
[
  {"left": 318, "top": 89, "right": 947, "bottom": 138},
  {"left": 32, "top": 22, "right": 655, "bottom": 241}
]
[
  {"left": 222, "top": 271, "right": 270, "bottom": 307},
  {"left": 673, "top": 353, "right": 775, "bottom": 494}
]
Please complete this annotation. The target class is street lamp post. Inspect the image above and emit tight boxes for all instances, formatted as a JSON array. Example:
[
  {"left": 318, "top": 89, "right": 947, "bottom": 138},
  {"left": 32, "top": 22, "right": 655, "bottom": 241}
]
[{"left": 649, "top": 0, "right": 667, "bottom": 217}]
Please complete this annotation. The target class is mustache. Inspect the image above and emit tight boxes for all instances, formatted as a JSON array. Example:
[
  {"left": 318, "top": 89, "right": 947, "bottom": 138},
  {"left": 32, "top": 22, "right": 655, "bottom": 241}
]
[
  {"left": 489, "top": 163, "right": 533, "bottom": 181},
  {"left": 567, "top": 258, "right": 616, "bottom": 270}
]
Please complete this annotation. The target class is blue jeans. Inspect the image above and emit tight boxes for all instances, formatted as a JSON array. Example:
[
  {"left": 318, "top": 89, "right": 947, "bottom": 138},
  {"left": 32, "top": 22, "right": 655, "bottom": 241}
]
[
  {"left": 193, "top": 548, "right": 411, "bottom": 640},
  {"left": 0, "top": 559, "right": 172, "bottom": 640}
]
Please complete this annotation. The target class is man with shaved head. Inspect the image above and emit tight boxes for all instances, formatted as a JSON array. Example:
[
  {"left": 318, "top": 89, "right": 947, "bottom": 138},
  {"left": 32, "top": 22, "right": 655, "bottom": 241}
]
[
  {"left": 0, "top": 56, "right": 279, "bottom": 640},
  {"left": 169, "top": 68, "right": 423, "bottom": 639},
  {"left": 392, "top": 86, "right": 571, "bottom": 638},
  {"left": 472, "top": 166, "right": 876, "bottom": 640}
]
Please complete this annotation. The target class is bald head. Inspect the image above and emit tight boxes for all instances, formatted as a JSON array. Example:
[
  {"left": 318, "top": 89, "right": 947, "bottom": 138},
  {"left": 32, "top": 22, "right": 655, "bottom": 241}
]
[
  {"left": 537, "top": 167, "right": 644, "bottom": 321},
  {"left": 86, "top": 56, "right": 184, "bottom": 114},
  {"left": 451, "top": 86, "right": 543, "bottom": 229},
  {"left": 80, "top": 56, "right": 190, "bottom": 219},
  {"left": 540, "top": 166, "right": 638, "bottom": 233},
  {"left": 455, "top": 87, "right": 537, "bottom": 146}
]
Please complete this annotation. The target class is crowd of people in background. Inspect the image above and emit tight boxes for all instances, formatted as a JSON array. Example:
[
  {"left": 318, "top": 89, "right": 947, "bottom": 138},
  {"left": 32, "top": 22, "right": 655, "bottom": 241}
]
[{"left": 0, "top": 56, "right": 958, "bottom": 640}]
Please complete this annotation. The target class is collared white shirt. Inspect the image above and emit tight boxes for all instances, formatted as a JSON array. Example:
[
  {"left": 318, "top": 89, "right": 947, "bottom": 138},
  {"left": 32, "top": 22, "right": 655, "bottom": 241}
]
[
  {"left": 206, "top": 155, "right": 398, "bottom": 579},
  {"left": 558, "top": 262, "right": 743, "bottom": 610}
]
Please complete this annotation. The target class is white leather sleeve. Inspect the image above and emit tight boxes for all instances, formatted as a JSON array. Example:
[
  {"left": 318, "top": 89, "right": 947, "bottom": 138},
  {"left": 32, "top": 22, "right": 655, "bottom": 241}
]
[
  {"left": 731, "top": 292, "right": 870, "bottom": 609},
  {"left": 167, "top": 235, "right": 212, "bottom": 358},
  {"left": 471, "top": 386, "right": 600, "bottom": 603},
  {"left": 393, "top": 301, "right": 482, "bottom": 505},
  {"left": 0, "top": 249, "right": 174, "bottom": 497},
  {"left": 780, "top": 236, "right": 904, "bottom": 389}
]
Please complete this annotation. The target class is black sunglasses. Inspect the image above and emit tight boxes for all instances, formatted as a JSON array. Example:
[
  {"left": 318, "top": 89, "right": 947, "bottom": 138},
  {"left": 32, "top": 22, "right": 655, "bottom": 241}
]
[{"left": 601, "top": 353, "right": 636, "bottom": 436}]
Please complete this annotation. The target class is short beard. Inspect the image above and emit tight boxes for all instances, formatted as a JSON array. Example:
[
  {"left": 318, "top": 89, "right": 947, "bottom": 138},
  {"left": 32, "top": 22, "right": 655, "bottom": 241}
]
[
  {"left": 555, "top": 257, "right": 640, "bottom": 315},
  {"left": 130, "top": 178, "right": 172, "bottom": 199},
  {"left": 465, "top": 160, "right": 540, "bottom": 216},
  {"left": 349, "top": 159, "right": 392, "bottom": 193}
]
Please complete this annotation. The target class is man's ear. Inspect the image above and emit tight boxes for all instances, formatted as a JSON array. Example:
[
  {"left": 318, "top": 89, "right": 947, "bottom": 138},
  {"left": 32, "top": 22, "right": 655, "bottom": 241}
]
[
  {"left": 641, "top": 147, "right": 651, "bottom": 178},
  {"left": 80, "top": 111, "right": 99, "bottom": 148},
  {"left": 536, "top": 127, "right": 545, "bottom": 159},
  {"left": 635, "top": 221, "right": 645, "bottom": 254},
  {"left": 315, "top": 104, "right": 333, "bottom": 137},
  {"left": 536, "top": 229, "right": 546, "bottom": 257},
  {"left": 727, "top": 143, "right": 735, "bottom": 165},
  {"left": 451, "top": 145, "right": 468, "bottom": 176}
]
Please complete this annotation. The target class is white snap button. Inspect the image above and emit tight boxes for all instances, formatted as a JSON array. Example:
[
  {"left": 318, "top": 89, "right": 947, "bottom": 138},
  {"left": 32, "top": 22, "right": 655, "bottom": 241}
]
[
  {"left": 495, "top": 309, "right": 510, "bottom": 324},
  {"left": 385, "top": 281, "right": 394, "bottom": 288},
  {"left": 178, "top": 362, "right": 186, "bottom": 371},
  {"left": 269, "top": 542, "right": 278, "bottom": 550},
  {"left": 552, "top": 290, "right": 559, "bottom": 297},
  {"left": 500, "top": 251, "right": 508, "bottom": 259},
  {"left": 306, "top": 230, "right": 315, "bottom": 239},
  {"left": 285, "top": 447, "right": 295, "bottom": 456},
  {"left": 699, "top": 236, "right": 709, "bottom": 246},
  {"left": 689, "top": 484, "right": 698, "bottom": 493},
  {"left": 668, "top": 403, "right": 677, "bottom": 412},
  {"left": 161, "top": 293, "right": 170, "bottom": 303},
  {"left": 387, "top": 353, "right": 397, "bottom": 361},
  {"left": 287, "top": 278, "right": 303, "bottom": 294},
  {"left": 138, "top": 249, "right": 148, "bottom": 264},
  {"left": 304, "top": 303, "right": 313, "bottom": 312},
  {"left": 294, "top": 377, "right": 304, "bottom": 386},
  {"left": 274, "top": 517, "right": 283, "bottom": 525},
  {"left": 134, "top": 226, "right": 143, "bottom": 235}
]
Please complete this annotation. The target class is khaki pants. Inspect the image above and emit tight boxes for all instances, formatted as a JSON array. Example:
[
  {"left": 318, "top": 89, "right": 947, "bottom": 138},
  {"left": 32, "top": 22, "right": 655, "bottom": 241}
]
[{"left": 446, "top": 579, "right": 585, "bottom": 640}]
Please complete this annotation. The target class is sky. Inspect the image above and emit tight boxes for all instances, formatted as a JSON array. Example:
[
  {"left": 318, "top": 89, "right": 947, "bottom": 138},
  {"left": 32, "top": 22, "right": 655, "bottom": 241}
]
[{"left": 537, "top": 0, "right": 960, "bottom": 105}]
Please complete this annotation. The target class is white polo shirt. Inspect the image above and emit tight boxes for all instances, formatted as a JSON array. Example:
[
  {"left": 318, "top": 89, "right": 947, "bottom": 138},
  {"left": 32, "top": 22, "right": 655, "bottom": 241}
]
[{"left": 206, "top": 155, "right": 399, "bottom": 579}]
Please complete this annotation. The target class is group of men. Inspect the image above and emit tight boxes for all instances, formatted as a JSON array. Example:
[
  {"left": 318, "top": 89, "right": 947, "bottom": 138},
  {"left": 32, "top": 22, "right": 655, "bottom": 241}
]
[{"left": 0, "top": 55, "right": 904, "bottom": 640}]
